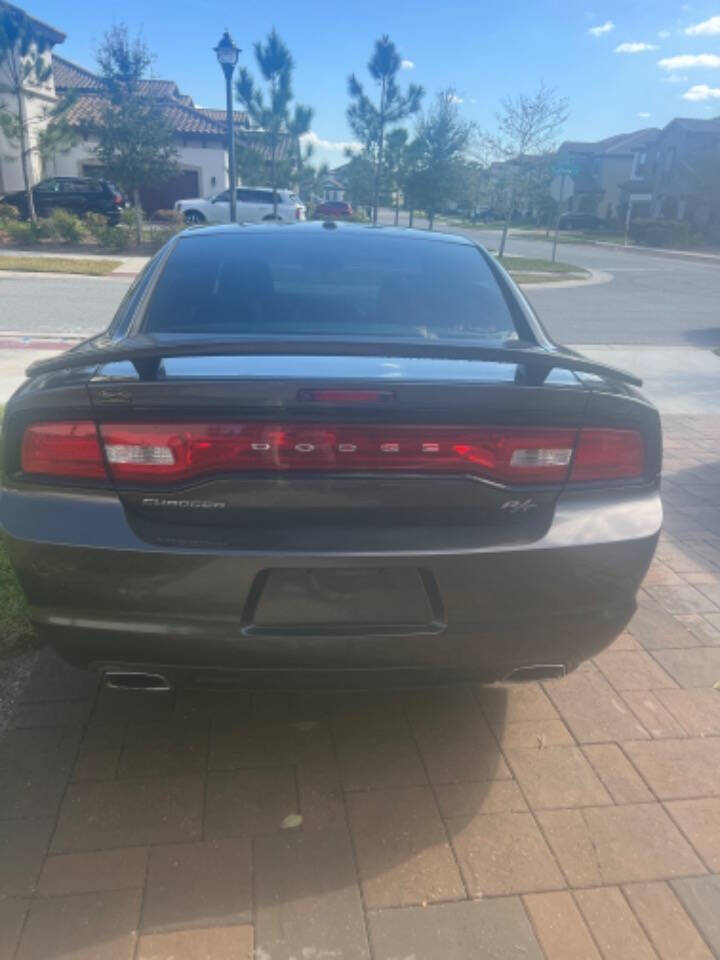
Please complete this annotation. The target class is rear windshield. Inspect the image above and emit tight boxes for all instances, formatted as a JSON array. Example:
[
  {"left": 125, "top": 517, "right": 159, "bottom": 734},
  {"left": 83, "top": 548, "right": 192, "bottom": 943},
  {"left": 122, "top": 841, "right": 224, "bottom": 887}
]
[{"left": 143, "top": 230, "right": 518, "bottom": 342}]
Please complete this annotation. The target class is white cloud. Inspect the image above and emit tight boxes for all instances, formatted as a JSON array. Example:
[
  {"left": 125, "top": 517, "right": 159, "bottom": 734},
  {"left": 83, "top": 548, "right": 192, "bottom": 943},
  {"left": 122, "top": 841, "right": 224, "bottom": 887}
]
[
  {"left": 300, "top": 131, "right": 362, "bottom": 154},
  {"left": 658, "top": 29, "right": 672, "bottom": 38},
  {"left": 682, "top": 83, "right": 720, "bottom": 100},
  {"left": 663, "top": 73, "right": 689, "bottom": 82},
  {"left": 614, "top": 42, "right": 658, "bottom": 53},
  {"left": 658, "top": 53, "right": 720, "bottom": 68},
  {"left": 400, "top": 59, "right": 415, "bottom": 69},
  {"left": 448, "top": 93, "right": 464, "bottom": 104},
  {"left": 588, "top": 20, "right": 615, "bottom": 36},
  {"left": 637, "top": 111, "right": 652, "bottom": 117},
  {"left": 685, "top": 15, "right": 720, "bottom": 34}
]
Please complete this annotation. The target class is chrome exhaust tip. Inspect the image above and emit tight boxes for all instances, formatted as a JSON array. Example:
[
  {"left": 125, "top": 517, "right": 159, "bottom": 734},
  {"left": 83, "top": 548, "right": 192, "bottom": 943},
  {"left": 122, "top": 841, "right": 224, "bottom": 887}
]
[
  {"left": 503, "top": 664, "right": 566, "bottom": 683},
  {"left": 104, "top": 671, "right": 172, "bottom": 692}
]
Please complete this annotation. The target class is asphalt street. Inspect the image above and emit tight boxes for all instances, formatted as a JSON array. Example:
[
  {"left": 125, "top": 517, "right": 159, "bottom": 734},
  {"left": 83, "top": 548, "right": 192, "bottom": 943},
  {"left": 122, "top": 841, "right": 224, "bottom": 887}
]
[{"left": 0, "top": 219, "right": 719, "bottom": 347}]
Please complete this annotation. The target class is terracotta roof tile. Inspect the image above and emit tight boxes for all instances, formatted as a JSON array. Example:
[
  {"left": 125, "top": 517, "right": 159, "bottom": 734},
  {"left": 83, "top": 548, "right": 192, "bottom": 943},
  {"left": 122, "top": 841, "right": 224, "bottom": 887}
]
[{"left": 63, "top": 94, "right": 226, "bottom": 136}]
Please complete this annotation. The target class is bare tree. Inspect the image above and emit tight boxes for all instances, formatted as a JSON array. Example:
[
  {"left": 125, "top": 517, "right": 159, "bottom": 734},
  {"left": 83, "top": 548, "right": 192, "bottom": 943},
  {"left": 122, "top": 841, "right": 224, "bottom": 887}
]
[
  {"left": 486, "top": 83, "right": 569, "bottom": 256},
  {"left": 347, "top": 35, "right": 423, "bottom": 223}
]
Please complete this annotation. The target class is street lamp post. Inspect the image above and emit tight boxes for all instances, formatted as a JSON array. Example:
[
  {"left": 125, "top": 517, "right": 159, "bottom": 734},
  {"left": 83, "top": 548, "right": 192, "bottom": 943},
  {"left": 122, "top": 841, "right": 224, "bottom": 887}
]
[{"left": 214, "top": 30, "right": 240, "bottom": 224}]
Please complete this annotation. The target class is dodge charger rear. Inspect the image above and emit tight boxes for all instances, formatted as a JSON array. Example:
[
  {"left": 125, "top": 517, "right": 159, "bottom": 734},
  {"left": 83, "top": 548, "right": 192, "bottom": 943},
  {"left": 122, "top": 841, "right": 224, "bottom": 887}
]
[{"left": 0, "top": 223, "right": 662, "bottom": 683}]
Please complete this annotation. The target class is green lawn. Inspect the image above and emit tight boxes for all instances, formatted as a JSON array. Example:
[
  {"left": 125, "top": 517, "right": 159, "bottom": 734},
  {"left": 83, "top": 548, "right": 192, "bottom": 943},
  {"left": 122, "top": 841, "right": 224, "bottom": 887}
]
[
  {"left": 0, "top": 255, "right": 121, "bottom": 276},
  {"left": 0, "top": 406, "right": 35, "bottom": 657},
  {"left": 497, "top": 255, "right": 588, "bottom": 275}
]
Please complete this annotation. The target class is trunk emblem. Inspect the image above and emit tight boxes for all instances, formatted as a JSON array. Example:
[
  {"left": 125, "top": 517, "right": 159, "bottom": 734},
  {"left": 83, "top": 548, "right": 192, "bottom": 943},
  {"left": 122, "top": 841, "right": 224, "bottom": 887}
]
[{"left": 501, "top": 499, "right": 538, "bottom": 513}]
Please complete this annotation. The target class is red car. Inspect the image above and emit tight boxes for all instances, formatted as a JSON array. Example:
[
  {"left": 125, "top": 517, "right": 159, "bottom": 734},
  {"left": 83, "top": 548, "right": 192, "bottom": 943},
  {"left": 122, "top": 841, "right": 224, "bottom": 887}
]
[{"left": 314, "top": 200, "right": 353, "bottom": 219}]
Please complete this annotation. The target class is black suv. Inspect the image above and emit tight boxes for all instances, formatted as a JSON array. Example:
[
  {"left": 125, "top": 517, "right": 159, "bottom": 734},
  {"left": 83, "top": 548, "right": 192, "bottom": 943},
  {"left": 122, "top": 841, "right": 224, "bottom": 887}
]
[{"left": 1, "top": 177, "right": 126, "bottom": 224}]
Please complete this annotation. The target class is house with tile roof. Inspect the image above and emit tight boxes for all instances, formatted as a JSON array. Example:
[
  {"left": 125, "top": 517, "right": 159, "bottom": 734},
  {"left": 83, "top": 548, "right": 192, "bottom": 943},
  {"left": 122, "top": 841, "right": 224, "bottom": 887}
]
[
  {"left": 0, "top": 1, "right": 65, "bottom": 194},
  {"left": 46, "top": 53, "right": 234, "bottom": 211},
  {"left": 1, "top": 2, "right": 296, "bottom": 212}
]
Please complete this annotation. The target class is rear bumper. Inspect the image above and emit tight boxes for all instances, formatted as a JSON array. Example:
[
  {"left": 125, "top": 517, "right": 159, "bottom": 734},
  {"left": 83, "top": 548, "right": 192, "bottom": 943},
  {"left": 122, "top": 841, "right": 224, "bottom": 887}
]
[{"left": 1, "top": 486, "right": 661, "bottom": 681}]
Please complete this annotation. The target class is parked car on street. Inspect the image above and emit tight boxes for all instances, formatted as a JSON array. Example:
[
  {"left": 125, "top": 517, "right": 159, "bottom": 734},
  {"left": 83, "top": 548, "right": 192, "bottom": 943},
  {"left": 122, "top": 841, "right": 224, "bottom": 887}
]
[
  {"left": 1, "top": 176, "right": 126, "bottom": 224},
  {"left": 558, "top": 212, "right": 605, "bottom": 231},
  {"left": 175, "top": 187, "right": 306, "bottom": 225},
  {"left": 0, "top": 222, "right": 661, "bottom": 687},
  {"left": 314, "top": 200, "right": 353, "bottom": 219}
]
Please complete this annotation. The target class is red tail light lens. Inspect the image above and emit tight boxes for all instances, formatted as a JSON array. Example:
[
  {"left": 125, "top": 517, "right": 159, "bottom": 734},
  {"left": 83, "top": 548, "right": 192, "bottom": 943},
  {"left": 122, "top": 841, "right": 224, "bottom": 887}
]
[
  {"left": 99, "top": 423, "right": 577, "bottom": 485},
  {"left": 570, "top": 428, "right": 645, "bottom": 481},
  {"left": 112, "top": 194, "right": 123, "bottom": 205},
  {"left": 21, "top": 421, "right": 106, "bottom": 478},
  {"left": 20, "top": 422, "right": 646, "bottom": 486}
]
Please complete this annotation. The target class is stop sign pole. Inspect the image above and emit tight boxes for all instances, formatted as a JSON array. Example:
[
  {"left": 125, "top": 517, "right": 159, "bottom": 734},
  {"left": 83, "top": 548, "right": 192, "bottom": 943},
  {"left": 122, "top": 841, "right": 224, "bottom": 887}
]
[{"left": 551, "top": 162, "right": 578, "bottom": 263}]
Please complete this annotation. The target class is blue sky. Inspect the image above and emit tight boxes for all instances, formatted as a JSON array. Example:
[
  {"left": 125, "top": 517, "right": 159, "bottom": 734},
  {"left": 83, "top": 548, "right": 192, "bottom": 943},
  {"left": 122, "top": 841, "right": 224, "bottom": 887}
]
[{"left": 31, "top": 0, "right": 720, "bottom": 166}]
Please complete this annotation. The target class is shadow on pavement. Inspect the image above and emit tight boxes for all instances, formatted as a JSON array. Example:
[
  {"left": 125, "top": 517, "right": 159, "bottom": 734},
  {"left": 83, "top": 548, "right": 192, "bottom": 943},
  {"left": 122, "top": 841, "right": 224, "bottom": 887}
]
[
  {"left": 3, "top": 649, "right": 512, "bottom": 959},
  {"left": 682, "top": 327, "right": 720, "bottom": 348}
]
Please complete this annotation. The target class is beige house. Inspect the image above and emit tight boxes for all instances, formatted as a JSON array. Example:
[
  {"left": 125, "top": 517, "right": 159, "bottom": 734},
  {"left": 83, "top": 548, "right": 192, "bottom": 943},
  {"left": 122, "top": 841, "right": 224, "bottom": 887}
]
[
  {"left": 0, "top": 1, "right": 64, "bottom": 194},
  {"left": 1, "top": 1, "right": 295, "bottom": 213}
]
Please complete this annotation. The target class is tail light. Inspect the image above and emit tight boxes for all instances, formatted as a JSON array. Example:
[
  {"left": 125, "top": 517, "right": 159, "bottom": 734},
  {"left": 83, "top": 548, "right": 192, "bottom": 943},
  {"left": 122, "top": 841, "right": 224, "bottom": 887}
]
[
  {"left": 98, "top": 423, "right": 576, "bottom": 484},
  {"left": 570, "top": 428, "right": 645, "bottom": 481},
  {"left": 112, "top": 194, "right": 123, "bottom": 205},
  {"left": 21, "top": 421, "right": 106, "bottom": 478},
  {"left": 20, "top": 422, "right": 646, "bottom": 486}
]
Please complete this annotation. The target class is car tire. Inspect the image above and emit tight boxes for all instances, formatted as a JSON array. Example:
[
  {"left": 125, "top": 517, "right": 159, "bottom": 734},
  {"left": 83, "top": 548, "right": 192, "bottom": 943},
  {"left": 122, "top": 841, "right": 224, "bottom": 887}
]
[{"left": 183, "top": 210, "right": 206, "bottom": 225}]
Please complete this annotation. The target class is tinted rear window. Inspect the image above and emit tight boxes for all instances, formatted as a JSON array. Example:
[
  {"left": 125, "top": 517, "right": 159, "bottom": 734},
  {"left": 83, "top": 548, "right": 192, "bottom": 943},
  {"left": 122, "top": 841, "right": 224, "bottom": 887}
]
[{"left": 143, "top": 230, "right": 518, "bottom": 342}]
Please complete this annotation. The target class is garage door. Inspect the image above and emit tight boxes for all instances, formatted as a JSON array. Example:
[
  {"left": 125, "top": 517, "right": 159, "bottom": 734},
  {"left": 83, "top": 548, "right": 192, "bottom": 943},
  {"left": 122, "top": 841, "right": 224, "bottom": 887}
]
[{"left": 139, "top": 170, "right": 200, "bottom": 216}]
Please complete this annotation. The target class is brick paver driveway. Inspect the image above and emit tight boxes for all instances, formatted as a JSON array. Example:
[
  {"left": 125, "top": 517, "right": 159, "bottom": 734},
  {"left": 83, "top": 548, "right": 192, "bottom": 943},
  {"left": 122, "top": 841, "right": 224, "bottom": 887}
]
[{"left": 2, "top": 414, "right": 720, "bottom": 960}]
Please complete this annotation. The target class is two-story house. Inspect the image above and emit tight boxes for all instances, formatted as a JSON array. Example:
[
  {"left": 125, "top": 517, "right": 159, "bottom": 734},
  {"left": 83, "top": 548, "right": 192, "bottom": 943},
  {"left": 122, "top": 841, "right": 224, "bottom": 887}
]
[
  {"left": 1, "top": 1, "right": 299, "bottom": 213},
  {"left": 639, "top": 117, "right": 720, "bottom": 224},
  {"left": 552, "top": 128, "right": 660, "bottom": 221}
]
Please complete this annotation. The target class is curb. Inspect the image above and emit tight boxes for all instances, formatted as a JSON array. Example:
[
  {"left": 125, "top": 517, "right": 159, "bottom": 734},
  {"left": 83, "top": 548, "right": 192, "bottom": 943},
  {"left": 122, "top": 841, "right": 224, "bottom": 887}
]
[{"left": 518, "top": 269, "right": 613, "bottom": 291}]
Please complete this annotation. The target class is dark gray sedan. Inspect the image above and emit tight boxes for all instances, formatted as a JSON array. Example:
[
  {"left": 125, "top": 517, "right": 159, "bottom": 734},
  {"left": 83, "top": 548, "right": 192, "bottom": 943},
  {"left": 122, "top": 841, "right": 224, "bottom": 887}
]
[{"left": 0, "top": 223, "right": 661, "bottom": 687}]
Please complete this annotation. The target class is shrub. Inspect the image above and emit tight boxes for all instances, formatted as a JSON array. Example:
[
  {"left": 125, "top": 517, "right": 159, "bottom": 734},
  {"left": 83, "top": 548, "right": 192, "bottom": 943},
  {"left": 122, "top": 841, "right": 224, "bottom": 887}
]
[
  {"left": 153, "top": 209, "right": 182, "bottom": 224},
  {"left": 147, "top": 226, "right": 184, "bottom": 251},
  {"left": 103, "top": 224, "right": 131, "bottom": 251},
  {"left": 5, "top": 220, "right": 41, "bottom": 245},
  {"left": 49, "top": 208, "right": 84, "bottom": 243},
  {"left": 82, "top": 212, "right": 129, "bottom": 250},
  {"left": 0, "top": 202, "right": 20, "bottom": 221},
  {"left": 628, "top": 218, "right": 700, "bottom": 249},
  {"left": 83, "top": 212, "right": 109, "bottom": 243},
  {"left": 700, "top": 221, "right": 720, "bottom": 247}
]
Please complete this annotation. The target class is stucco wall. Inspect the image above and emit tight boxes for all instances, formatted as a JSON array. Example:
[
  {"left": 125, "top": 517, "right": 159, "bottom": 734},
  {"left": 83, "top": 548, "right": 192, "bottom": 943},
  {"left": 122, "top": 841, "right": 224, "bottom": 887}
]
[
  {"left": 46, "top": 138, "right": 228, "bottom": 198},
  {"left": 0, "top": 43, "right": 57, "bottom": 194}
]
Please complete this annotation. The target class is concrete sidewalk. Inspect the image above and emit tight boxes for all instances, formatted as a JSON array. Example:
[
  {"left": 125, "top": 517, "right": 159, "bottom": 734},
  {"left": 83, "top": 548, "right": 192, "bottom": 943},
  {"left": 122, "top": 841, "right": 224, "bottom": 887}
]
[
  {"left": 1, "top": 414, "right": 720, "bottom": 959},
  {"left": 573, "top": 345, "right": 720, "bottom": 415}
]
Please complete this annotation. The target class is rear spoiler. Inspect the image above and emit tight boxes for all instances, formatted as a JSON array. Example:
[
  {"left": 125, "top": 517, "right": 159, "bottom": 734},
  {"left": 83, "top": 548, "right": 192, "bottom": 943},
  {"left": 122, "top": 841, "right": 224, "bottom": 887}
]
[{"left": 26, "top": 335, "right": 643, "bottom": 387}]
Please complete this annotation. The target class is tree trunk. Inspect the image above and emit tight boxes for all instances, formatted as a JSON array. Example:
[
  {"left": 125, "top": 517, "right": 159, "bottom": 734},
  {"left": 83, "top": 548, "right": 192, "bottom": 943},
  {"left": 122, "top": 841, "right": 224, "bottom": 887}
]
[
  {"left": 373, "top": 79, "right": 386, "bottom": 226},
  {"left": 16, "top": 86, "right": 37, "bottom": 224},
  {"left": 132, "top": 187, "right": 142, "bottom": 247},
  {"left": 409, "top": 208, "right": 414, "bottom": 227},
  {"left": 428, "top": 209, "right": 434, "bottom": 231},
  {"left": 498, "top": 189, "right": 514, "bottom": 258},
  {"left": 272, "top": 138, "right": 278, "bottom": 219},
  {"left": 394, "top": 189, "right": 400, "bottom": 225}
]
